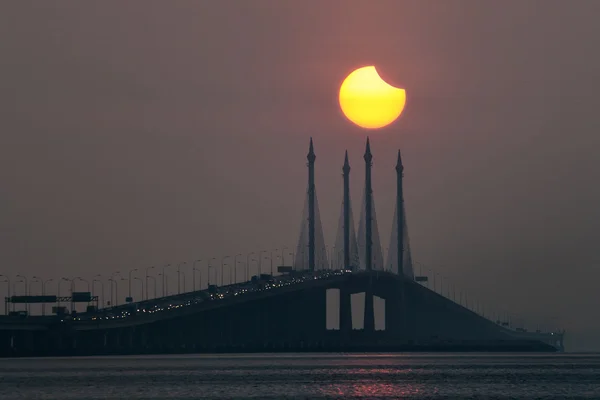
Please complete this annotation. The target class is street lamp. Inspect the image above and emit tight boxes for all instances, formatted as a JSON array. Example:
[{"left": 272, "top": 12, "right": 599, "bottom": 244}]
[
  {"left": 221, "top": 256, "right": 231, "bottom": 286},
  {"left": 207, "top": 257, "right": 217, "bottom": 286},
  {"left": 270, "top": 249, "right": 278, "bottom": 275},
  {"left": 29, "top": 276, "right": 42, "bottom": 315},
  {"left": 92, "top": 275, "right": 104, "bottom": 309},
  {"left": 177, "top": 262, "right": 187, "bottom": 294},
  {"left": 161, "top": 264, "right": 170, "bottom": 297},
  {"left": 72, "top": 276, "right": 90, "bottom": 292},
  {"left": 233, "top": 254, "right": 242, "bottom": 284},
  {"left": 134, "top": 277, "right": 143, "bottom": 300},
  {"left": 259, "top": 250, "right": 268, "bottom": 275},
  {"left": 72, "top": 277, "right": 90, "bottom": 312},
  {"left": 58, "top": 277, "right": 71, "bottom": 308},
  {"left": 262, "top": 254, "right": 270, "bottom": 276},
  {"left": 15, "top": 275, "right": 27, "bottom": 313},
  {"left": 192, "top": 259, "right": 202, "bottom": 292},
  {"left": 110, "top": 272, "right": 121, "bottom": 305},
  {"left": 0, "top": 275, "right": 10, "bottom": 315},
  {"left": 281, "top": 247, "right": 288, "bottom": 268},
  {"left": 128, "top": 269, "right": 138, "bottom": 299},
  {"left": 246, "top": 252, "right": 256, "bottom": 282},
  {"left": 158, "top": 273, "right": 167, "bottom": 298},
  {"left": 147, "top": 274, "right": 157, "bottom": 299},
  {"left": 145, "top": 266, "right": 155, "bottom": 300},
  {"left": 30, "top": 276, "right": 42, "bottom": 295},
  {"left": 41, "top": 278, "right": 53, "bottom": 316},
  {"left": 108, "top": 278, "right": 118, "bottom": 307}
]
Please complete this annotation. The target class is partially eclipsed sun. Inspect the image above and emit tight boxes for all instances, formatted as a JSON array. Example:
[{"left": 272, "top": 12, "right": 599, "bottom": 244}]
[{"left": 339, "top": 66, "right": 406, "bottom": 129}]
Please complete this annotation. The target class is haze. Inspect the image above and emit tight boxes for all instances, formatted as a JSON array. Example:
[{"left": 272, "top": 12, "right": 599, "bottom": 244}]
[{"left": 1, "top": 1, "right": 599, "bottom": 351}]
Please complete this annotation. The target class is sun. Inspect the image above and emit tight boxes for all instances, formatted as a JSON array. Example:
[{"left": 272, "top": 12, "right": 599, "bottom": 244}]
[{"left": 338, "top": 66, "right": 406, "bottom": 129}]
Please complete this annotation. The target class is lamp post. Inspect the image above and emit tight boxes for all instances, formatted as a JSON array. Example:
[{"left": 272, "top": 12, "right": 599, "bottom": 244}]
[
  {"left": 192, "top": 259, "right": 202, "bottom": 292},
  {"left": 145, "top": 266, "right": 154, "bottom": 300},
  {"left": 262, "top": 254, "right": 270, "bottom": 276},
  {"left": 93, "top": 275, "right": 104, "bottom": 309},
  {"left": 15, "top": 274, "right": 27, "bottom": 313},
  {"left": 233, "top": 254, "right": 242, "bottom": 284},
  {"left": 58, "top": 278, "right": 70, "bottom": 308},
  {"left": 246, "top": 252, "right": 256, "bottom": 282},
  {"left": 110, "top": 272, "right": 121, "bottom": 305},
  {"left": 221, "top": 256, "right": 231, "bottom": 286},
  {"left": 29, "top": 276, "right": 41, "bottom": 315},
  {"left": 134, "top": 277, "right": 143, "bottom": 300},
  {"left": 72, "top": 277, "right": 90, "bottom": 312},
  {"left": 161, "top": 264, "right": 170, "bottom": 297},
  {"left": 128, "top": 269, "right": 138, "bottom": 299},
  {"left": 147, "top": 274, "right": 157, "bottom": 299},
  {"left": 30, "top": 276, "right": 42, "bottom": 295},
  {"left": 108, "top": 278, "right": 117, "bottom": 306},
  {"left": 281, "top": 247, "right": 288, "bottom": 269},
  {"left": 177, "top": 262, "right": 187, "bottom": 294},
  {"left": 72, "top": 276, "right": 90, "bottom": 292},
  {"left": 41, "top": 278, "right": 53, "bottom": 316},
  {"left": 0, "top": 275, "right": 9, "bottom": 315},
  {"left": 270, "top": 249, "right": 278, "bottom": 275},
  {"left": 207, "top": 257, "right": 217, "bottom": 286},
  {"left": 259, "top": 250, "right": 268, "bottom": 275},
  {"left": 158, "top": 273, "right": 167, "bottom": 298}
]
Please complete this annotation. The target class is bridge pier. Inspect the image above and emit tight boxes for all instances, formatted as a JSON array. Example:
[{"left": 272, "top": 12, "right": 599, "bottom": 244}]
[
  {"left": 384, "top": 289, "right": 402, "bottom": 336},
  {"left": 339, "top": 287, "right": 352, "bottom": 338},
  {"left": 364, "top": 282, "right": 375, "bottom": 333}
]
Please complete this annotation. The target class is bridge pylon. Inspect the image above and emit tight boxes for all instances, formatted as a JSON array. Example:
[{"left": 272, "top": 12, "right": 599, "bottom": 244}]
[{"left": 293, "top": 138, "right": 328, "bottom": 271}]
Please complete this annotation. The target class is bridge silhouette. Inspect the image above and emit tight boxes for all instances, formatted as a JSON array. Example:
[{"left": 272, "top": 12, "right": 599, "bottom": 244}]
[{"left": 0, "top": 139, "right": 564, "bottom": 356}]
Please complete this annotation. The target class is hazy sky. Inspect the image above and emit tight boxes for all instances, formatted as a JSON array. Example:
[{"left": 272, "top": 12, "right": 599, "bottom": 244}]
[{"left": 1, "top": 1, "right": 599, "bottom": 350}]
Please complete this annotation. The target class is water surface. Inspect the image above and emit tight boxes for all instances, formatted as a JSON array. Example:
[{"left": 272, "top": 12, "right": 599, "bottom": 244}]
[{"left": 0, "top": 353, "right": 598, "bottom": 399}]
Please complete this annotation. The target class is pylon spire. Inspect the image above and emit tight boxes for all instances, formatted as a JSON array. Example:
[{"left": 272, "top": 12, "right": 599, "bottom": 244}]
[
  {"left": 364, "top": 137, "right": 372, "bottom": 162},
  {"left": 307, "top": 137, "right": 316, "bottom": 162},
  {"left": 307, "top": 138, "right": 315, "bottom": 271}
]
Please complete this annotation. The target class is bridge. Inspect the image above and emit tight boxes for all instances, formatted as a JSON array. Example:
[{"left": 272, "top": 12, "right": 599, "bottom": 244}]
[{"left": 0, "top": 139, "right": 564, "bottom": 356}]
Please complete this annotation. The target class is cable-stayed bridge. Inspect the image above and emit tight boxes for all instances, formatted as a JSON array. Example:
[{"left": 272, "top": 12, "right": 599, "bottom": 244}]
[{"left": 0, "top": 139, "right": 564, "bottom": 357}]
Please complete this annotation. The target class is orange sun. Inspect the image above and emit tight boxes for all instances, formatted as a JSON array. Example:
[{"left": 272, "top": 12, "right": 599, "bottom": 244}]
[{"left": 339, "top": 66, "right": 406, "bottom": 129}]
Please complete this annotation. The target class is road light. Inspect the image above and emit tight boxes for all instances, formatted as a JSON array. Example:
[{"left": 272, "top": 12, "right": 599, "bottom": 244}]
[
  {"left": 192, "top": 259, "right": 202, "bottom": 292},
  {"left": 281, "top": 247, "right": 288, "bottom": 268},
  {"left": 30, "top": 276, "right": 42, "bottom": 295},
  {"left": 58, "top": 277, "right": 71, "bottom": 308},
  {"left": 145, "top": 266, "right": 155, "bottom": 300},
  {"left": 221, "top": 256, "right": 231, "bottom": 286},
  {"left": 72, "top": 277, "right": 90, "bottom": 312},
  {"left": 40, "top": 278, "right": 53, "bottom": 316},
  {"left": 161, "top": 264, "right": 170, "bottom": 297},
  {"left": 270, "top": 249, "right": 278, "bottom": 275},
  {"left": 72, "top": 276, "right": 90, "bottom": 292},
  {"left": 110, "top": 272, "right": 121, "bottom": 305},
  {"left": 128, "top": 269, "right": 138, "bottom": 299},
  {"left": 233, "top": 254, "right": 242, "bottom": 284},
  {"left": 147, "top": 274, "right": 157, "bottom": 299},
  {"left": 177, "top": 262, "right": 187, "bottom": 294},
  {"left": 0, "top": 275, "right": 10, "bottom": 315},
  {"left": 134, "top": 277, "right": 143, "bottom": 300},
  {"left": 259, "top": 250, "right": 268, "bottom": 275},
  {"left": 92, "top": 275, "right": 104, "bottom": 309},
  {"left": 15, "top": 275, "right": 27, "bottom": 313},
  {"left": 158, "top": 273, "right": 167, "bottom": 298},
  {"left": 246, "top": 252, "right": 256, "bottom": 282},
  {"left": 207, "top": 257, "right": 217, "bottom": 286}
]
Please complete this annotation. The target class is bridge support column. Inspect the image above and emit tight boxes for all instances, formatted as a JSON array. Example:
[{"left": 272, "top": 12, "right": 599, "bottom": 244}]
[
  {"left": 339, "top": 287, "right": 353, "bottom": 338},
  {"left": 364, "top": 281, "right": 375, "bottom": 333},
  {"left": 308, "top": 288, "right": 327, "bottom": 343},
  {"left": 385, "top": 289, "right": 402, "bottom": 336}
]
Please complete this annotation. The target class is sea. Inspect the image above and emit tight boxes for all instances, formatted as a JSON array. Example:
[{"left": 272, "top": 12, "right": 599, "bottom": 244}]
[{"left": 0, "top": 353, "right": 598, "bottom": 399}]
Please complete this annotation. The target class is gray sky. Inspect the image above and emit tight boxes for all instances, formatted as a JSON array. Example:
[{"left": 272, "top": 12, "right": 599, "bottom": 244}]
[{"left": 1, "top": 1, "right": 599, "bottom": 350}]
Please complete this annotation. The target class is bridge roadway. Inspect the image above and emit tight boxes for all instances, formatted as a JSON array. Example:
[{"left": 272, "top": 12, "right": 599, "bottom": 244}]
[{"left": 0, "top": 269, "right": 564, "bottom": 356}]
